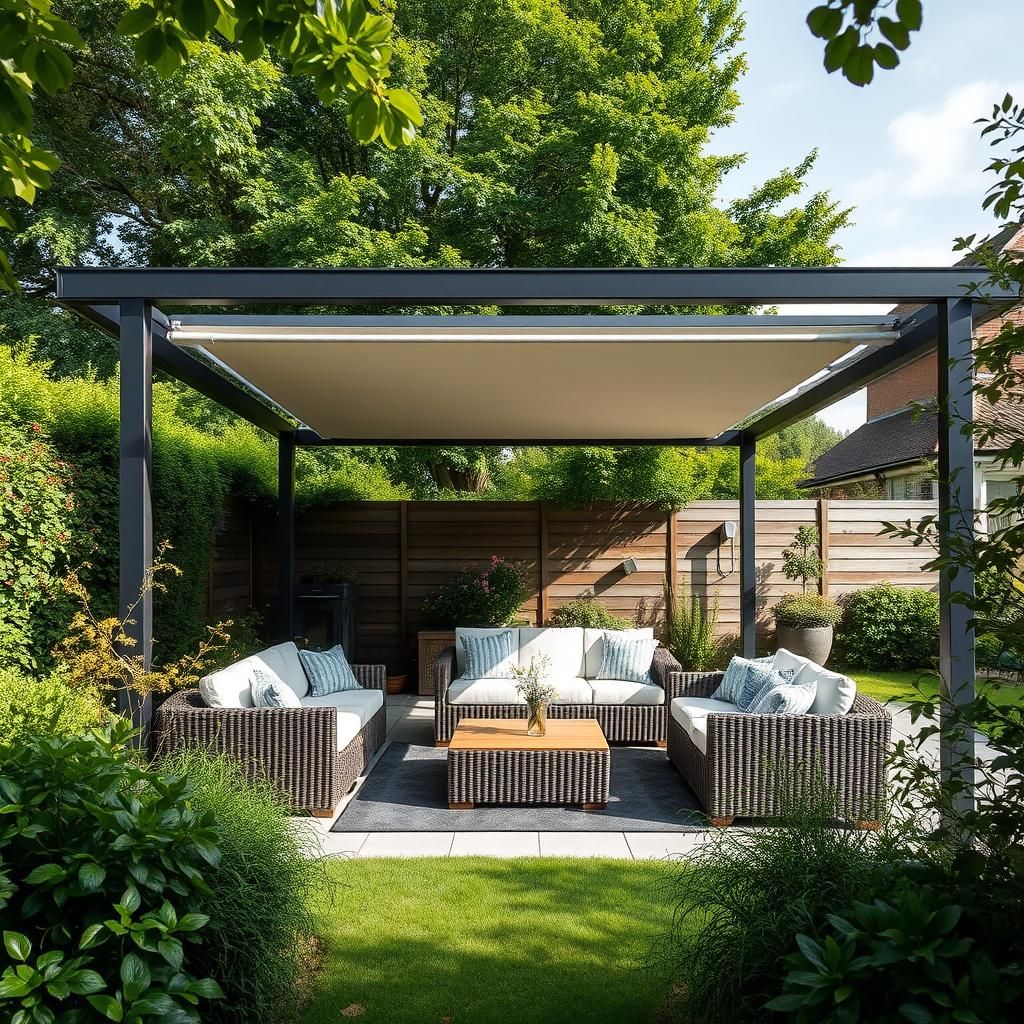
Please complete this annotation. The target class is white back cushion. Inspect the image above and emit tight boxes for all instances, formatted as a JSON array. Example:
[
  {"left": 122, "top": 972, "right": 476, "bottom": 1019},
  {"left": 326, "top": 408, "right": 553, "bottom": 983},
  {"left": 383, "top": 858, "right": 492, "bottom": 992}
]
[
  {"left": 199, "top": 660, "right": 255, "bottom": 709},
  {"left": 455, "top": 628, "right": 521, "bottom": 675},
  {"left": 250, "top": 641, "right": 310, "bottom": 699},
  {"left": 771, "top": 648, "right": 856, "bottom": 716},
  {"left": 583, "top": 627, "right": 653, "bottom": 679},
  {"left": 518, "top": 627, "right": 585, "bottom": 678}
]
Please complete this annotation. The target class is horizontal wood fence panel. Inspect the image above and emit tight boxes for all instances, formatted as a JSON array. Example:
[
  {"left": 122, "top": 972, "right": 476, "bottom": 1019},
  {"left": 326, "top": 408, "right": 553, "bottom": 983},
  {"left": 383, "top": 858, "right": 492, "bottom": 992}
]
[{"left": 212, "top": 498, "right": 940, "bottom": 670}]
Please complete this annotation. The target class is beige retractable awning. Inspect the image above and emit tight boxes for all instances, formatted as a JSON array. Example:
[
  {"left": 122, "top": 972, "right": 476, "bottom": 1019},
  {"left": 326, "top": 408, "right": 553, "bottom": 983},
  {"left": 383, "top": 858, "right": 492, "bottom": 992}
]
[{"left": 168, "top": 315, "right": 900, "bottom": 441}]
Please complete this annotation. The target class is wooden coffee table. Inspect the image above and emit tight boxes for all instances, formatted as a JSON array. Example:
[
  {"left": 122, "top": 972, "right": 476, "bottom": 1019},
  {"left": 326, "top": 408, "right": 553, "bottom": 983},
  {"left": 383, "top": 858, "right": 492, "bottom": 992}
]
[{"left": 447, "top": 718, "right": 611, "bottom": 809}]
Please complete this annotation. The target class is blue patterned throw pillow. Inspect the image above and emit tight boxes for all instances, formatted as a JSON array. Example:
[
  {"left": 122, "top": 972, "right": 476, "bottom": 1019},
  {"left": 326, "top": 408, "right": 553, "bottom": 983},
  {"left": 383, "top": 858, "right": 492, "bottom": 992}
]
[
  {"left": 746, "top": 671, "right": 817, "bottom": 715},
  {"left": 461, "top": 630, "right": 517, "bottom": 680},
  {"left": 250, "top": 667, "right": 301, "bottom": 708},
  {"left": 596, "top": 632, "right": 658, "bottom": 683},
  {"left": 712, "top": 655, "right": 773, "bottom": 705},
  {"left": 298, "top": 645, "right": 361, "bottom": 696}
]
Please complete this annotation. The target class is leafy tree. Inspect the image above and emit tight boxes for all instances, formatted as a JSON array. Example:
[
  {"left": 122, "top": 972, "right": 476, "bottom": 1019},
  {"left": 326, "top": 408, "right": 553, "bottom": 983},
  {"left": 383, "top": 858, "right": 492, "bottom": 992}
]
[{"left": 0, "top": 0, "right": 421, "bottom": 289}]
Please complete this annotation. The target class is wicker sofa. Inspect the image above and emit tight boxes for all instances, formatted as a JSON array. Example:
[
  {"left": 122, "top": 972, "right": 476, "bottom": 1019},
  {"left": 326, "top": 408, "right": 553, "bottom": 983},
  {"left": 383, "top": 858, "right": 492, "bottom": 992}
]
[
  {"left": 433, "top": 626, "right": 682, "bottom": 745},
  {"left": 153, "top": 642, "right": 387, "bottom": 816},
  {"left": 665, "top": 663, "right": 891, "bottom": 827}
]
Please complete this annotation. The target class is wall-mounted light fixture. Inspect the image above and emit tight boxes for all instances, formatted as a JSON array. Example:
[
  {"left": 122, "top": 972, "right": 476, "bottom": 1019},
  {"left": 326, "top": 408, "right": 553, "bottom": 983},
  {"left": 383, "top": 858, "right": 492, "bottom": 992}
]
[
  {"left": 621, "top": 557, "right": 639, "bottom": 575},
  {"left": 718, "top": 521, "right": 737, "bottom": 577}
]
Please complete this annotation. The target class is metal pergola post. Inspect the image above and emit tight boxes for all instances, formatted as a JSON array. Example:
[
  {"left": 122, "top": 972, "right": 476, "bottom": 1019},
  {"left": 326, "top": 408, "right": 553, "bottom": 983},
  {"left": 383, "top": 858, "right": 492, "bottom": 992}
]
[
  {"left": 278, "top": 431, "right": 296, "bottom": 643},
  {"left": 118, "top": 299, "right": 154, "bottom": 734},
  {"left": 739, "top": 433, "right": 757, "bottom": 658},
  {"left": 937, "top": 297, "right": 977, "bottom": 818}
]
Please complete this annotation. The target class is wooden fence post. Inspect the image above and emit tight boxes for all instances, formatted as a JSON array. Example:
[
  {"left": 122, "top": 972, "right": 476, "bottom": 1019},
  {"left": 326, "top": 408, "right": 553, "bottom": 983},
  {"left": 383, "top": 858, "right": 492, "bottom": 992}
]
[
  {"left": 399, "top": 501, "right": 409, "bottom": 657},
  {"left": 666, "top": 509, "right": 679, "bottom": 597},
  {"left": 538, "top": 501, "right": 549, "bottom": 625},
  {"left": 817, "top": 498, "right": 830, "bottom": 598}
]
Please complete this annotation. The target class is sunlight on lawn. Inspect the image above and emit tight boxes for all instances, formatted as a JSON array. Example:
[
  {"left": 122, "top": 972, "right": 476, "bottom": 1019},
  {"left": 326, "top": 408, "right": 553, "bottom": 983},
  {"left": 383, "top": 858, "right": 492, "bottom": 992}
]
[
  {"left": 850, "top": 670, "right": 1022, "bottom": 707},
  {"left": 302, "top": 857, "right": 679, "bottom": 1024}
]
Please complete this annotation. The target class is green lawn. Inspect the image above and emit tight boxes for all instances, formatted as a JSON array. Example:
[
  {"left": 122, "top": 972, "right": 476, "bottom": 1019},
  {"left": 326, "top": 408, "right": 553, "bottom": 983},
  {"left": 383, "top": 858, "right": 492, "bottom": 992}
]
[
  {"left": 850, "top": 670, "right": 1023, "bottom": 707},
  {"left": 302, "top": 857, "right": 678, "bottom": 1024}
]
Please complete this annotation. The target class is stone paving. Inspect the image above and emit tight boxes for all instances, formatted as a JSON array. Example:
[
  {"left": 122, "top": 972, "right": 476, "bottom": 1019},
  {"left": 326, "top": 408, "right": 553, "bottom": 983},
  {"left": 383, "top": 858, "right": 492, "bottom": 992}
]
[{"left": 295, "top": 692, "right": 991, "bottom": 861}]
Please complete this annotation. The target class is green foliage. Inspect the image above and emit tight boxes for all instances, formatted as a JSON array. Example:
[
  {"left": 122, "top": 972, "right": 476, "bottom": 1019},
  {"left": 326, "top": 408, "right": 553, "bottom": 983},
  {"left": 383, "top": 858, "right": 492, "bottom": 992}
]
[
  {"left": 806, "top": 0, "right": 923, "bottom": 86},
  {"left": 836, "top": 583, "right": 938, "bottom": 670},
  {"left": 421, "top": 555, "right": 528, "bottom": 627},
  {"left": 772, "top": 593, "right": 842, "bottom": 629},
  {"left": 0, "top": 420, "right": 76, "bottom": 671},
  {"left": 548, "top": 594, "right": 631, "bottom": 630},
  {"left": 0, "top": 667, "right": 110, "bottom": 744},
  {"left": 665, "top": 783, "right": 906, "bottom": 1024},
  {"left": 157, "top": 749, "right": 319, "bottom": 1024},
  {"left": 0, "top": 0, "right": 418, "bottom": 288},
  {"left": 781, "top": 524, "right": 824, "bottom": 593},
  {"left": 664, "top": 584, "right": 720, "bottom": 671},
  {"left": 768, "top": 883, "right": 1022, "bottom": 1023},
  {"left": 0, "top": 722, "right": 226, "bottom": 1023}
]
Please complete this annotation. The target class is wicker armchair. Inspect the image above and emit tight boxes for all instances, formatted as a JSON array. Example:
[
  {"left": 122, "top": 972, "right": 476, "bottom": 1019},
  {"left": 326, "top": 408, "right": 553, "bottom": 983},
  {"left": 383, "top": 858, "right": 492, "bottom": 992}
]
[
  {"left": 434, "top": 644, "right": 682, "bottom": 745},
  {"left": 665, "top": 670, "right": 891, "bottom": 827},
  {"left": 153, "top": 664, "right": 387, "bottom": 817}
]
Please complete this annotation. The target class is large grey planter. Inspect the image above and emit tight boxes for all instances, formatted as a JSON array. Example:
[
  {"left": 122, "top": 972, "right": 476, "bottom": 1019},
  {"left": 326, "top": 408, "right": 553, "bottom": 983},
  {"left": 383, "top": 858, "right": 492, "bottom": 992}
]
[{"left": 776, "top": 624, "right": 834, "bottom": 666}]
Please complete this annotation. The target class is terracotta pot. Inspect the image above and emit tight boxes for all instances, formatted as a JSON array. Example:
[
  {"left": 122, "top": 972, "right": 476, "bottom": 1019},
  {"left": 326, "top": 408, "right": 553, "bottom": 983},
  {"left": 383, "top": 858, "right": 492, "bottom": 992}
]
[
  {"left": 386, "top": 673, "right": 409, "bottom": 695},
  {"left": 775, "top": 624, "right": 834, "bottom": 666}
]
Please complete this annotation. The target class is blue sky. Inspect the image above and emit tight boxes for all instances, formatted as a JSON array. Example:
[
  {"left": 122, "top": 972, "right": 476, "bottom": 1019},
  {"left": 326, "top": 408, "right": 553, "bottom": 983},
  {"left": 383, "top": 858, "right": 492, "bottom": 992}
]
[{"left": 714, "top": 0, "right": 1021, "bottom": 432}]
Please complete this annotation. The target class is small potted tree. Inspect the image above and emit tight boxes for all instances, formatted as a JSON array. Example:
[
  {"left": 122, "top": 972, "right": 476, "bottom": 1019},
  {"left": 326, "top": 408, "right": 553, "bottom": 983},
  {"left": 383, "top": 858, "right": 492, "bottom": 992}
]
[{"left": 772, "top": 525, "right": 841, "bottom": 664}]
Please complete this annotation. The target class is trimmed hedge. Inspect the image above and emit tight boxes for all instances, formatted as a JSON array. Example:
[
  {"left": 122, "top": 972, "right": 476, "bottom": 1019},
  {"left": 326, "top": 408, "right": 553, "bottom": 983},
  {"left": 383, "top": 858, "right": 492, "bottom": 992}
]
[{"left": 836, "top": 583, "right": 939, "bottom": 671}]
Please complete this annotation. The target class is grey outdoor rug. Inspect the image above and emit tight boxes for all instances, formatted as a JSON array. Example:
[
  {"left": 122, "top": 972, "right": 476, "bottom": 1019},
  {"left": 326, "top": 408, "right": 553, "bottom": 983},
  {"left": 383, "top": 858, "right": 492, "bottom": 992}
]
[{"left": 332, "top": 742, "right": 706, "bottom": 832}]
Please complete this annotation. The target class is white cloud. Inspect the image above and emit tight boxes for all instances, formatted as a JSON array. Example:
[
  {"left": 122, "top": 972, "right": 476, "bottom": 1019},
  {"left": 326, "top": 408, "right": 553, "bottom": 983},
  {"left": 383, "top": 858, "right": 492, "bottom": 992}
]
[
  {"left": 817, "top": 390, "right": 866, "bottom": 435},
  {"left": 888, "top": 80, "right": 1024, "bottom": 199},
  {"left": 848, "top": 241, "right": 959, "bottom": 267}
]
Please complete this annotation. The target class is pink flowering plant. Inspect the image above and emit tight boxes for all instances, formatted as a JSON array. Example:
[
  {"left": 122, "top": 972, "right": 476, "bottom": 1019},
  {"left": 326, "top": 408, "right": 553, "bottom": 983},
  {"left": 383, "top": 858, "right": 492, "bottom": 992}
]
[{"left": 422, "top": 555, "right": 528, "bottom": 627}]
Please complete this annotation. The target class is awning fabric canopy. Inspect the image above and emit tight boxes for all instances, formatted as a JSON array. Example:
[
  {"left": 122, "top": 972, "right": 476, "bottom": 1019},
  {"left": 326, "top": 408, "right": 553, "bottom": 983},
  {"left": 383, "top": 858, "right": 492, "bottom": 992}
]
[{"left": 169, "top": 315, "right": 900, "bottom": 441}]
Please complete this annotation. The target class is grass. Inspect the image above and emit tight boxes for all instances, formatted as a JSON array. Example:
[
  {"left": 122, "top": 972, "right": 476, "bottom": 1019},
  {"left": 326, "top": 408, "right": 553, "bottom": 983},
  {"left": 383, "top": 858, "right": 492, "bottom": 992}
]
[
  {"left": 301, "top": 857, "right": 677, "bottom": 1024},
  {"left": 850, "top": 669, "right": 1022, "bottom": 707}
]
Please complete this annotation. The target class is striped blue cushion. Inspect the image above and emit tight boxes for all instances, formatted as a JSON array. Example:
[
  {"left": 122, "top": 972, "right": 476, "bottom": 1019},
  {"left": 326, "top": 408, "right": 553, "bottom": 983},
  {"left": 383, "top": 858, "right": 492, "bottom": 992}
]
[
  {"left": 298, "top": 645, "right": 361, "bottom": 696},
  {"left": 712, "top": 655, "right": 773, "bottom": 705},
  {"left": 461, "top": 630, "right": 517, "bottom": 680},
  {"left": 747, "top": 671, "right": 817, "bottom": 715},
  {"left": 251, "top": 667, "right": 301, "bottom": 708},
  {"left": 595, "top": 632, "right": 658, "bottom": 683}
]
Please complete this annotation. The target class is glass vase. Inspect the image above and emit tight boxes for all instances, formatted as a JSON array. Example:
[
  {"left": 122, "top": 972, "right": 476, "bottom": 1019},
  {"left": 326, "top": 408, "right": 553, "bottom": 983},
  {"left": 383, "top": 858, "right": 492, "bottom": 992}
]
[{"left": 527, "top": 700, "right": 548, "bottom": 737}]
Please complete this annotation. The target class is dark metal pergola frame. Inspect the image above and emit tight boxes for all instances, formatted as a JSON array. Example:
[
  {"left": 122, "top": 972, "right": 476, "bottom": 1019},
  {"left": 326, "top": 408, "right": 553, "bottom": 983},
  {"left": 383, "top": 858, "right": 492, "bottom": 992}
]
[{"left": 56, "top": 265, "right": 1015, "bottom": 814}]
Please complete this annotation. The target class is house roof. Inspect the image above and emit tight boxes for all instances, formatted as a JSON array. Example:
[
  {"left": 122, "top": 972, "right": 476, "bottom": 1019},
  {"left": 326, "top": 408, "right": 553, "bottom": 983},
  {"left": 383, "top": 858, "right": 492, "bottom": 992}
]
[{"left": 801, "top": 407, "right": 939, "bottom": 487}]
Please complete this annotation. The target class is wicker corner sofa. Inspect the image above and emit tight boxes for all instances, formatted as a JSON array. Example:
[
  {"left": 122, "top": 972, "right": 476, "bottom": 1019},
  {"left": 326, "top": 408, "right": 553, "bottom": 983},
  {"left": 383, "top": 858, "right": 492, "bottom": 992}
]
[
  {"left": 433, "top": 626, "right": 683, "bottom": 745},
  {"left": 153, "top": 642, "right": 387, "bottom": 817},
  {"left": 665, "top": 668, "right": 891, "bottom": 827}
]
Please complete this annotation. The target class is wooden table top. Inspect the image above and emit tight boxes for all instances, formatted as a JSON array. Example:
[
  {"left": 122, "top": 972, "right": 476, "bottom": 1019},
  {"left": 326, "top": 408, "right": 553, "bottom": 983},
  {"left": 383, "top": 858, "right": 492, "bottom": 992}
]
[{"left": 449, "top": 718, "right": 609, "bottom": 752}]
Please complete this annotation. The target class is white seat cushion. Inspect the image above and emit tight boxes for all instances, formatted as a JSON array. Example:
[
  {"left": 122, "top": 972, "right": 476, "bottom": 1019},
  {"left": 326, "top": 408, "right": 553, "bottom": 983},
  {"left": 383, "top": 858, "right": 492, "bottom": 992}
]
[
  {"left": 771, "top": 648, "right": 856, "bottom": 716},
  {"left": 301, "top": 689, "right": 384, "bottom": 750},
  {"left": 199, "top": 660, "right": 255, "bottom": 709},
  {"left": 670, "top": 696, "right": 738, "bottom": 754},
  {"left": 447, "top": 675, "right": 526, "bottom": 705},
  {"left": 518, "top": 627, "right": 586, "bottom": 678},
  {"left": 250, "top": 642, "right": 310, "bottom": 699},
  {"left": 590, "top": 679, "right": 665, "bottom": 705},
  {"left": 583, "top": 627, "right": 654, "bottom": 679},
  {"left": 455, "top": 628, "right": 521, "bottom": 676},
  {"left": 546, "top": 677, "right": 594, "bottom": 705}
]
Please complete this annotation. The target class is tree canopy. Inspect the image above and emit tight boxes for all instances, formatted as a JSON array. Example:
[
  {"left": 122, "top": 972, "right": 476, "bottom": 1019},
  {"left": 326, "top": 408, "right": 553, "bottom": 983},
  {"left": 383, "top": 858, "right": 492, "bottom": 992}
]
[{"left": 3, "top": 0, "right": 854, "bottom": 504}]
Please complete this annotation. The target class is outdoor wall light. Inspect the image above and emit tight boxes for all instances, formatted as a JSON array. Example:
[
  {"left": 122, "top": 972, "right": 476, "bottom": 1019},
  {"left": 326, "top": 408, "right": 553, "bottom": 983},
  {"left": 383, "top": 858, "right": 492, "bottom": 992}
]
[{"left": 621, "top": 557, "right": 639, "bottom": 575}]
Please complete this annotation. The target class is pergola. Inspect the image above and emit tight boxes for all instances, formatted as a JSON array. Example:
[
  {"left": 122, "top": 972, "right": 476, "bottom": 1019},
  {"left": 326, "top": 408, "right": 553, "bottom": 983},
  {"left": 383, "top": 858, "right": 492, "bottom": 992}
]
[{"left": 56, "top": 265, "right": 1017, "bottom": 814}]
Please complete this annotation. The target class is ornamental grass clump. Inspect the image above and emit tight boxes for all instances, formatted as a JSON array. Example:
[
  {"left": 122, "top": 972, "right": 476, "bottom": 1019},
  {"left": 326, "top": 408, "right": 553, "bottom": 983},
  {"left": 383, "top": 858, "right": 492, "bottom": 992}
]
[
  {"left": 664, "top": 583, "right": 720, "bottom": 670},
  {"left": 422, "top": 555, "right": 528, "bottom": 627}
]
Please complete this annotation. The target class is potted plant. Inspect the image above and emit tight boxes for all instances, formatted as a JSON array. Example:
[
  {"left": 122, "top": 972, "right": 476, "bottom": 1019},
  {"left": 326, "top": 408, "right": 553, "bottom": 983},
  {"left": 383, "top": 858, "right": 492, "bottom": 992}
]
[
  {"left": 511, "top": 655, "right": 557, "bottom": 736},
  {"left": 775, "top": 525, "right": 841, "bottom": 663},
  {"left": 421, "top": 556, "right": 528, "bottom": 628}
]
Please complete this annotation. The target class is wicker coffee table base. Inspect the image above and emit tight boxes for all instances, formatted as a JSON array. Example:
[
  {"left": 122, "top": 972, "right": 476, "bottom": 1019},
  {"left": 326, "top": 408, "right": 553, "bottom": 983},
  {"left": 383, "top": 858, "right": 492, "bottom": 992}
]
[{"left": 447, "top": 748, "right": 611, "bottom": 809}]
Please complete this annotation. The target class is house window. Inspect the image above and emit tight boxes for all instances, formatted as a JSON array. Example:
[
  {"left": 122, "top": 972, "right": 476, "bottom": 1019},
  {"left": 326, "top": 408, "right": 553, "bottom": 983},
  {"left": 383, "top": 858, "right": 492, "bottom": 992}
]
[
  {"left": 886, "top": 473, "right": 934, "bottom": 500},
  {"left": 986, "top": 479, "right": 1020, "bottom": 533}
]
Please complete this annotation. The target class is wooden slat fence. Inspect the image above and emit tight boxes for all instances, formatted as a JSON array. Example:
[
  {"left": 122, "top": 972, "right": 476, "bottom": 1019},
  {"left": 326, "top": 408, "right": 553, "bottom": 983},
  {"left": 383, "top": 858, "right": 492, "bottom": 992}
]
[{"left": 209, "top": 499, "right": 938, "bottom": 672}]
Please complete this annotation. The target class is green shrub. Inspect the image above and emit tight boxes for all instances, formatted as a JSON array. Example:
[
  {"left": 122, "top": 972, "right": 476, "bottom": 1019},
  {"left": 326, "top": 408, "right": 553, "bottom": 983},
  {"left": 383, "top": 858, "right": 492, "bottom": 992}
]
[
  {"left": 664, "top": 585, "right": 720, "bottom": 670},
  {"left": 836, "top": 583, "right": 939, "bottom": 670},
  {"left": 0, "top": 667, "right": 110, "bottom": 744},
  {"left": 665, "top": 784, "right": 906, "bottom": 1024},
  {"left": 772, "top": 593, "right": 842, "bottom": 629},
  {"left": 158, "top": 749, "right": 320, "bottom": 1024},
  {"left": 422, "top": 556, "right": 528, "bottom": 627},
  {"left": 0, "top": 722, "right": 225, "bottom": 1023},
  {"left": 548, "top": 594, "right": 631, "bottom": 630}
]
